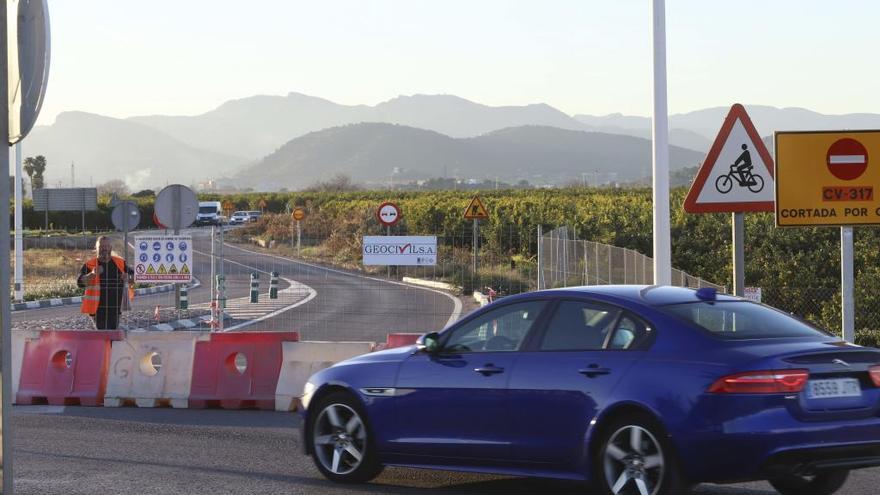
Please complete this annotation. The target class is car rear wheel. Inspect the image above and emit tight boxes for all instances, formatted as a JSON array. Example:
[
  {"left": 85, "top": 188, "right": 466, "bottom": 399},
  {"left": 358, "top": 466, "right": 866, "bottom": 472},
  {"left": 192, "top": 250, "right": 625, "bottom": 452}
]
[
  {"left": 308, "top": 392, "right": 383, "bottom": 484},
  {"left": 768, "top": 469, "right": 849, "bottom": 495},
  {"left": 594, "top": 414, "right": 686, "bottom": 495}
]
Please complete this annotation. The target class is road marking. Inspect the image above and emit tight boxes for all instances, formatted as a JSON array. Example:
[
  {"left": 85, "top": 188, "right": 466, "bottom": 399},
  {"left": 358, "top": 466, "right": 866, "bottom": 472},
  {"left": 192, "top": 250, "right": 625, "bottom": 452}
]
[
  {"left": 191, "top": 248, "right": 318, "bottom": 331},
  {"left": 223, "top": 243, "right": 462, "bottom": 328}
]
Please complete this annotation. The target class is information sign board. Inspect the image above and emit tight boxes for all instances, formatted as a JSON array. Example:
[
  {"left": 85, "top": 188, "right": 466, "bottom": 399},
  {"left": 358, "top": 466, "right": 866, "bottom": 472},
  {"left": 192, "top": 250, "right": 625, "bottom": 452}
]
[
  {"left": 134, "top": 235, "right": 193, "bottom": 283},
  {"left": 776, "top": 130, "right": 880, "bottom": 226},
  {"left": 362, "top": 236, "right": 437, "bottom": 266}
]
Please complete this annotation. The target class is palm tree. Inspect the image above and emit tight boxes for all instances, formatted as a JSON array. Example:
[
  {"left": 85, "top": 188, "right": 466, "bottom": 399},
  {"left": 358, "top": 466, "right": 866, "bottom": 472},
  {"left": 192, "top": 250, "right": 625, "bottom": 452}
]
[{"left": 23, "top": 155, "right": 46, "bottom": 196}]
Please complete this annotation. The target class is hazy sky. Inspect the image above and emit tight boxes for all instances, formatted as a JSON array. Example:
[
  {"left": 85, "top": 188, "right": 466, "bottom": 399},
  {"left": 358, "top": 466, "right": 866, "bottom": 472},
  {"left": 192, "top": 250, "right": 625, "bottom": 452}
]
[{"left": 38, "top": 0, "right": 880, "bottom": 125}]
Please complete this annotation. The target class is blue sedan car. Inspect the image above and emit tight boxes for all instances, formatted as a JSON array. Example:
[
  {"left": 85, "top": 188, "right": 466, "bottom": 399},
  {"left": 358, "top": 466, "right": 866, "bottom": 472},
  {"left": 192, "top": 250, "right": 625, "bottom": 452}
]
[{"left": 301, "top": 285, "right": 880, "bottom": 495}]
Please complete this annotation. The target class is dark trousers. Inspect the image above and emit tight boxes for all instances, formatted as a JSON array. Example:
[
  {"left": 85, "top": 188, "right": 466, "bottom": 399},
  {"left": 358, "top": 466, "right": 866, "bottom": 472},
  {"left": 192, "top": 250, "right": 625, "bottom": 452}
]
[{"left": 93, "top": 308, "right": 120, "bottom": 330}]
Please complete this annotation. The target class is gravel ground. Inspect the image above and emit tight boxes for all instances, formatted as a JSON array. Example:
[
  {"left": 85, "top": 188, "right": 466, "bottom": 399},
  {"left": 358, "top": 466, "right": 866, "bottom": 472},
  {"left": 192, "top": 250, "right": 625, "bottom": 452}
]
[{"left": 11, "top": 308, "right": 213, "bottom": 332}]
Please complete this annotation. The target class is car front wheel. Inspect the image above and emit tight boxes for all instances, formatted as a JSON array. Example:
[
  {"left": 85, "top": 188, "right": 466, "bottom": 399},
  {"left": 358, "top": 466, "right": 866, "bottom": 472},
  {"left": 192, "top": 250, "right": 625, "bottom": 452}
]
[
  {"left": 768, "top": 470, "right": 849, "bottom": 495},
  {"left": 594, "top": 413, "right": 686, "bottom": 495},
  {"left": 308, "top": 392, "right": 383, "bottom": 484}
]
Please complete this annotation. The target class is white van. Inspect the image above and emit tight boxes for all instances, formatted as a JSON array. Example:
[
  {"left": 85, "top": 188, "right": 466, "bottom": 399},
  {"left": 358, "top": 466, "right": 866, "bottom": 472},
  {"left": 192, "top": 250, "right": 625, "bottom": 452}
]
[{"left": 196, "top": 201, "right": 223, "bottom": 226}]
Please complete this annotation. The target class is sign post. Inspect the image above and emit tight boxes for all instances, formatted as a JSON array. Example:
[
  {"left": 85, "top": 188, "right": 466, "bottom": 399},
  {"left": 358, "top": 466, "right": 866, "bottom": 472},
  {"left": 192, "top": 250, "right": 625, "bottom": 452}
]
[
  {"left": 377, "top": 202, "right": 402, "bottom": 278},
  {"left": 464, "top": 196, "right": 489, "bottom": 275},
  {"left": 684, "top": 104, "right": 776, "bottom": 296},
  {"left": 111, "top": 201, "right": 140, "bottom": 311},
  {"left": 3, "top": 2, "right": 51, "bottom": 490},
  {"left": 775, "top": 130, "right": 880, "bottom": 342},
  {"left": 155, "top": 185, "right": 198, "bottom": 314},
  {"left": 292, "top": 207, "right": 306, "bottom": 255}
]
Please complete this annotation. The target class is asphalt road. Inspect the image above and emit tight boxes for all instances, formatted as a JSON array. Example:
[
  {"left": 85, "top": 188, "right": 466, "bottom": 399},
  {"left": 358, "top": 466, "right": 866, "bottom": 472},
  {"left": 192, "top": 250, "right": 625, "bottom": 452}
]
[
  {"left": 11, "top": 406, "right": 880, "bottom": 495},
  {"left": 13, "top": 227, "right": 459, "bottom": 341}
]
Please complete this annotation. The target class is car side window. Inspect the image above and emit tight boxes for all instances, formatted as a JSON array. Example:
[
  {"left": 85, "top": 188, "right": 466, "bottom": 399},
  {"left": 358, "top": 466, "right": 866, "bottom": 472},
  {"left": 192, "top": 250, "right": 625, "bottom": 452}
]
[
  {"left": 608, "top": 313, "right": 651, "bottom": 350},
  {"left": 443, "top": 301, "right": 547, "bottom": 353},
  {"left": 540, "top": 301, "right": 620, "bottom": 351}
]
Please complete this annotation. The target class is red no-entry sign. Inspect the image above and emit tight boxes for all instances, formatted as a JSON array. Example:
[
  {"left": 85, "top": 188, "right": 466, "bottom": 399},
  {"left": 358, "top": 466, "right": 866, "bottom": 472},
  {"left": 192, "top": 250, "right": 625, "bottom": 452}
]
[{"left": 827, "top": 138, "right": 868, "bottom": 180}]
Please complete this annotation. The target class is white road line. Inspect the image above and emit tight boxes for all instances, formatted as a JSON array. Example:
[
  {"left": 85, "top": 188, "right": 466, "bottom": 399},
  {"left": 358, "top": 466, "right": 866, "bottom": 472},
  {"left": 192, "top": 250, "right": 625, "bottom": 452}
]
[
  {"left": 193, "top": 248, "right": 318, "bottom": 332},
  {"left": 223, "top": 243, "right": 463, "bottom": 328}
]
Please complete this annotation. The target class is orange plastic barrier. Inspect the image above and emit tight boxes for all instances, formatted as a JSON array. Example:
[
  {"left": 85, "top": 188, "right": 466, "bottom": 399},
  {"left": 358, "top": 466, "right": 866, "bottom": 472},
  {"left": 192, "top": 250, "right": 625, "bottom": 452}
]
[
  {"left": 385, "top": 333, "right": 422, "bottom": 349},
  {"left": 189, "top": 331, "right": 299, "bottom": 410},
  {"left": 16, "top": 330, "right": 124, "bottom": 406}
]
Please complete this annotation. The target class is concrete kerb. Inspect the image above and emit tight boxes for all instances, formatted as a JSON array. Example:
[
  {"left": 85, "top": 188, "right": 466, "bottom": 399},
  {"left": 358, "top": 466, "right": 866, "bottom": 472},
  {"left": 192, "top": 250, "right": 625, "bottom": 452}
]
[
  {"left": 129, "top": 312, "right": 230, "bottom": 332},
  {"left": 473, "top": 290, "right": 490, "bottom": 307},
  {"left": 275, "top": 341, "right": 376, "bottom": 412},
  {"left": 11, "top": 277, "right": 201, "bottom": 312}
]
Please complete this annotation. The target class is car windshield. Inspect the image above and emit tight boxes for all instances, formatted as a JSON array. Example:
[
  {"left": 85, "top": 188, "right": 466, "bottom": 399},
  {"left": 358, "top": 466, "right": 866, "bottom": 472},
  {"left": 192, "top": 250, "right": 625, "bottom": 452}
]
[
  {"left": 661, "top": 301, "right": 829, "bottom": 340},
  {"left": 199, "top": 206, "right": 217, "bottom": 213},
  {"left": 232, "top": 211, "right": 246, "bottom": 216}
]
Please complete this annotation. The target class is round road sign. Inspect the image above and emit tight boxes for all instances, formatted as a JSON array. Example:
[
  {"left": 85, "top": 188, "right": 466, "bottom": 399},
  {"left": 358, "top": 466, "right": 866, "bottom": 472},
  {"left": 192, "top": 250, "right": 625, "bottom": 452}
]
[
  {"left": 292, "top": 207, "right": 306, "bottom": 221},
  {"left": 155, "top": 184, "right": 198, "bottom": 230},
  {"left": 111, "top": 200, "right": 140, "bottom": 232},
  {"left": 827, "top": 138, "right": 868, "bottom": 181},
  {"left": 377, "top": 202, "right": 401, "bottom": 227}
]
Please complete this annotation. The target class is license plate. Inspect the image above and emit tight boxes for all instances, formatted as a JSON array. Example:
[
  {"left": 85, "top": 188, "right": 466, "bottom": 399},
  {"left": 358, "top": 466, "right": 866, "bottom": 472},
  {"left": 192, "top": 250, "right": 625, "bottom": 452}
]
[{"left": 806, "top": 378, "right": 862, "bottom": 399}]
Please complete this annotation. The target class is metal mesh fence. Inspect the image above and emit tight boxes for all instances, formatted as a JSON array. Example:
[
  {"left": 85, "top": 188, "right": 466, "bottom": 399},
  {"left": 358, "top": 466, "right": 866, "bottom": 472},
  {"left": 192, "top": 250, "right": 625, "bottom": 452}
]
[
  {"left": 537, "top": 226, "right": 725, "bottom": 291},
  {"left": 12, "top": 222, "right": 879, "bottom": 346}
]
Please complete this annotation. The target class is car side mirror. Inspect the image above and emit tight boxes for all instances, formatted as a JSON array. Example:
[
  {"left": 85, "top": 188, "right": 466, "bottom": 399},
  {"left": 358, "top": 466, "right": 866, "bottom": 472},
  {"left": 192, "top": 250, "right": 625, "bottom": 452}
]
[{"left": 417, "top": 332, "right": 441, "bottom": 354}]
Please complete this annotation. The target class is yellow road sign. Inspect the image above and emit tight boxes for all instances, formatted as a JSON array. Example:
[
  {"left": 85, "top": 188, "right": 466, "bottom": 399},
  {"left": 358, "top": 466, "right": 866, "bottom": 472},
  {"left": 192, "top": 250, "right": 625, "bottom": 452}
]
[
  {"left": 292, "top": 207, "right": 306, "bottom": 221},
  {"left": 258, "top": 198, "right": 267, "bottom": 208},
  {"left": 222, "top": 200, "right": 235, "bottom": 213},
  {"left": 464, "top": 196, "right": 489, "bottom": 220},
  {"left": 776, "top": 130, "right": 880, "bottom": 226}
]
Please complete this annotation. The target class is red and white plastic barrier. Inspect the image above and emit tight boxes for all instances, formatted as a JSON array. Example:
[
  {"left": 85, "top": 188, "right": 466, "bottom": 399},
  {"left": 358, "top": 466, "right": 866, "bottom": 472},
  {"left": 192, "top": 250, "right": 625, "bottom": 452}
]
[
  {"left": 189, "top": 332, "right": 299, "bottom": 410},
  {"left": 11, "top": 330, "right": 426, "bottom": 409},
  {"left": 105, "top": 331, "right": 209, "bottom": 408},
  {"left": 17, "top": 330, "right": 124, "bottom": 406},
  {"left": 275, "top": 341, "right": 375, "bottom": 411}
]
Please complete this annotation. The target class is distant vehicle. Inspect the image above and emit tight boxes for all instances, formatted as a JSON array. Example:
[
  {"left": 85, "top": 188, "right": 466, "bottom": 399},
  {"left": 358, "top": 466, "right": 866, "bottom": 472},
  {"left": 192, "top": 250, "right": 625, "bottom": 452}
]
[
  {"left": 301, "top": 285, "right": 880, "bottom": 495},
  {"left": 195, "top": 201, "right": 222, "bottom": 226},
  {"left": 247, "top": 210, "right": 262, "bottom": 222},
  {"left": 229, "top": 211, "right": 249, "bottom": 225}
]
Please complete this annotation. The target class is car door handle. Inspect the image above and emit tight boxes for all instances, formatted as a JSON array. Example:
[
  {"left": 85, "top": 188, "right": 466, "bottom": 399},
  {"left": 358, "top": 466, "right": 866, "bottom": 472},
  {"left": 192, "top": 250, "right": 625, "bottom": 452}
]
[
  {"left": 474, "top": 365, "right": 505, "bottom": 376},
  {"left": 578, "top": 366, "right": 611, "bottom": 378}
]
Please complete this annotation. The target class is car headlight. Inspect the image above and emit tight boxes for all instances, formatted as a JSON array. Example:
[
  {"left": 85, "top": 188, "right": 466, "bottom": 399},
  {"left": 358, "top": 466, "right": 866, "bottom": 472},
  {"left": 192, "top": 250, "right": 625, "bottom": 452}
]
[{"left": 301, "top": 381, "right": 317, "bottom": 409}]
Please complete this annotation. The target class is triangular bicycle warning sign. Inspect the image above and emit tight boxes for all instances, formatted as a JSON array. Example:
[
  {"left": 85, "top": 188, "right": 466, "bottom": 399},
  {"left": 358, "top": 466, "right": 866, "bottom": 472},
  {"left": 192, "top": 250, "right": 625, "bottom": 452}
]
[
  {"left": 683, "top": 103, "right": 776, "bottom": 213},
  {"left": 169, "top": 264, "right": 178, "bottom": 274},
  {"left": 464, "top": 196, "right": 489, "bottom": 219}
]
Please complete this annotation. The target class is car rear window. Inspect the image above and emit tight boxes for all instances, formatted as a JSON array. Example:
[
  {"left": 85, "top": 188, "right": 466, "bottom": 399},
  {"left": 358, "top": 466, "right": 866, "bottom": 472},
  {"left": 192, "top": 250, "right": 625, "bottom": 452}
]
[{"left": 661, "top": 301, "right": 829, "bottom": 340}]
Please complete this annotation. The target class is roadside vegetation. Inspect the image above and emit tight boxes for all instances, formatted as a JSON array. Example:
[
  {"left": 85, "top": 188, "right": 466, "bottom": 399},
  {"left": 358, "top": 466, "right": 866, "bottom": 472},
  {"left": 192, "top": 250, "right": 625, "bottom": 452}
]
[
  {"left": 11, "top": 248, "right": 88, "bottom": 301},
  {"left": 18, "top": 186, "right": 880, "bottom": 347}
]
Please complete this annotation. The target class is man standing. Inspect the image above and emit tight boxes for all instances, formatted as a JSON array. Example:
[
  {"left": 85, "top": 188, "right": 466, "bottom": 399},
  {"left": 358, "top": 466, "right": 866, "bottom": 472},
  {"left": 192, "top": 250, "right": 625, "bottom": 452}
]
[{"left": 77, "top": 236, "right": 134, "bottom": 329}]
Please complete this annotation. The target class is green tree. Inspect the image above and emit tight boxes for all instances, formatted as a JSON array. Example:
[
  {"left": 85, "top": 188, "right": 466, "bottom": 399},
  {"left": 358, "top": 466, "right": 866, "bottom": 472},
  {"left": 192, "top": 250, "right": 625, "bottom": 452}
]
[{"left": 23, "top": 155, "right": 47, "bottom": 195}]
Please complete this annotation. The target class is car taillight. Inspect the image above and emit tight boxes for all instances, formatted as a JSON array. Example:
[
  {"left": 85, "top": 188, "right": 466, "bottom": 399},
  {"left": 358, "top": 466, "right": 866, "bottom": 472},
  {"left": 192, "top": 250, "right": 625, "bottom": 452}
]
[
  {"left": 870, "top": 365, "right": 880, "bottom": 387},
  {"left": 708, "top": 369, "right": 809, "bottom": 394}
]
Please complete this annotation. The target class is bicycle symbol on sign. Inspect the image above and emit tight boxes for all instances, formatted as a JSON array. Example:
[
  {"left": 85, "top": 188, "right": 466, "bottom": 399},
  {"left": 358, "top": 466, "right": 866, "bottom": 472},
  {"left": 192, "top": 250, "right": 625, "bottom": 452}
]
[{"left": 715, "top": 143, "right": 764, "bottom": 194}]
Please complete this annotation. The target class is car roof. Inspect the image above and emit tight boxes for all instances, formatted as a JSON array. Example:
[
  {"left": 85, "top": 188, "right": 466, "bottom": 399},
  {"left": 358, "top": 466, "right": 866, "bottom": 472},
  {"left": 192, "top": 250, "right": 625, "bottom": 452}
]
[{"left": 535, "top": 285, "right": 739, "bottom": 307}]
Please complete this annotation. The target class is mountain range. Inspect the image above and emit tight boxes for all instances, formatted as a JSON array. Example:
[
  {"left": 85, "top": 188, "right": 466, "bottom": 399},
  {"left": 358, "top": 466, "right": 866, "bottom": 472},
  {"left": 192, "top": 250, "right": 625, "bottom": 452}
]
[
  {"left": 24, "top": 93, "right": 880, "bottom": 191},
  {"left": 237, "top": 123, "right": 705, "bottom": 191}
]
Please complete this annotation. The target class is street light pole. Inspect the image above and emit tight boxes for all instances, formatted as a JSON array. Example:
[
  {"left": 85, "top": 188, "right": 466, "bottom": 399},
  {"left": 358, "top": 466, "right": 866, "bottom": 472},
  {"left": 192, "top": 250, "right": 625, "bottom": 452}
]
[{"left": 651, "top": 0, "right": 672, "bottom": 285}]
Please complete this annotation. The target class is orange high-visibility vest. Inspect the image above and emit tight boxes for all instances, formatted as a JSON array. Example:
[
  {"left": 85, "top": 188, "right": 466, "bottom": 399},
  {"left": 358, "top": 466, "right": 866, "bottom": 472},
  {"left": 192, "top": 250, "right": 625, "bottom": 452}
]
[{"left": 80, "top": 256, "right": 134, "bottom": 314}]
